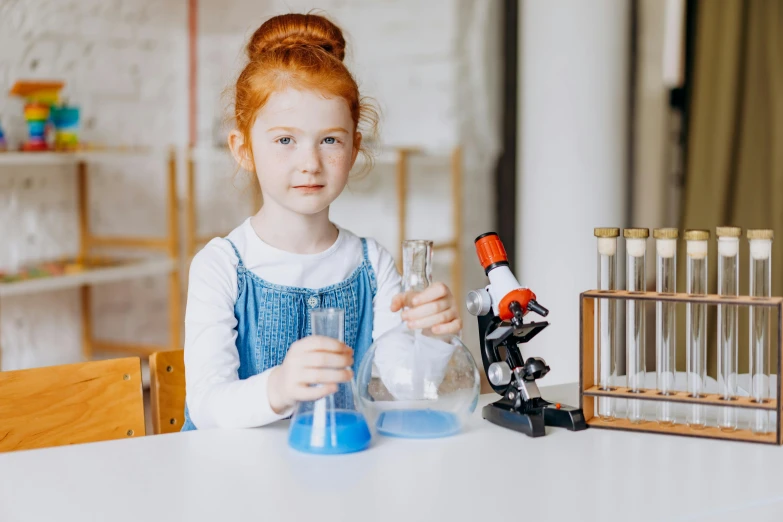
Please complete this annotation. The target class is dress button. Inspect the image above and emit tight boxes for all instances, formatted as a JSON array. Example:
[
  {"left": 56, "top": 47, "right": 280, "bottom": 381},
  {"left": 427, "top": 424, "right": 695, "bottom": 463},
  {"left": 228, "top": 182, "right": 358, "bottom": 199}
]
[{"left": 307, "top": 295, "right": 320, "bottom": 308}]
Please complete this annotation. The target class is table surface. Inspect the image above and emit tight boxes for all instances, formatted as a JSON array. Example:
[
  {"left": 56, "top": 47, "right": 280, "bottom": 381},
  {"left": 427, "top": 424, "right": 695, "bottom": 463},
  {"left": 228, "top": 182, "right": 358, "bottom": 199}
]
[{"left": 2, "top": 383, "right": 783, "bottom": 522}]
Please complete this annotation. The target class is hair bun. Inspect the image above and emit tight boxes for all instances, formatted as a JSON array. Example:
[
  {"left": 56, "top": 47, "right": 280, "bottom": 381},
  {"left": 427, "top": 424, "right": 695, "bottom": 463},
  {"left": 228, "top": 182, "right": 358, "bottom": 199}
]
[{"left": 247, "top": 13, "right": 346, "bottom": 62}]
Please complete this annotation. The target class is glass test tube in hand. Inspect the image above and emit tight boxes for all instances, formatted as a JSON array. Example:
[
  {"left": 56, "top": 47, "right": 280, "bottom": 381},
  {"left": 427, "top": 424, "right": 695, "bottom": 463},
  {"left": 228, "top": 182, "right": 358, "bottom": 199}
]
[
  {"left": 749, "top": 230, "right": 774, "bottom": 435},
  {"left": 311, "top": 307, "right": 348, "bottom": 402},
  {"left": 311, "top": 307, "right": 346, "bottom": 343},
  {"left": 717, "top": 227, "right": 741, "bottom": 432},
  {"left": 654, "top": 228, "right": 678, "bottom": 425},
  {"left": 685, "top": 230, "right": 709, "bottom": 429},
  {"left": 625, "top": 228, "right": 649, "bottom": 424},
  {"left": 595, "top": 228, "right": 620, "bottom": 420}
]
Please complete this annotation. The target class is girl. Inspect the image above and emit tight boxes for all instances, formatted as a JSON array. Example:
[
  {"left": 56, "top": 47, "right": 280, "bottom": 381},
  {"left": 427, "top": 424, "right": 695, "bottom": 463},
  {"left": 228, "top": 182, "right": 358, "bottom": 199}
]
[{"left": 182, "top": 13, "right": 462, "bottom": 430}]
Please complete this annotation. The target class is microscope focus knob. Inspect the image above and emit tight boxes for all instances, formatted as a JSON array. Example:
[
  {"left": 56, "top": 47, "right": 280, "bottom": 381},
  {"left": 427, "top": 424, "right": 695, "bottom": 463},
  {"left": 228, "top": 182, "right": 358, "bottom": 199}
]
[
  {"left": 466, "top": 288, "right": 492, "bottom": 316},
  {"left": 488, "top": 362, "right": 512, "bottom": 387}
]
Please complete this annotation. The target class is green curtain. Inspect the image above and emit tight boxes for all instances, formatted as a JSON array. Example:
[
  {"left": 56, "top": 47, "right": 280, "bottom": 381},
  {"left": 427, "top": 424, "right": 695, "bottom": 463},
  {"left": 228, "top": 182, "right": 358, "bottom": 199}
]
[{"left": 677, "top": 0, "right": 783, "bottom": 377}]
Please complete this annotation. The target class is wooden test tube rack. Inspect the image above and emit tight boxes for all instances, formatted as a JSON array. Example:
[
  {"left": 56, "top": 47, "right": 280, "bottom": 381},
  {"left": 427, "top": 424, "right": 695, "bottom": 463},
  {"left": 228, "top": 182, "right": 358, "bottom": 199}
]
[{"left": 580, "top": 290, "right": 783, "bottom": 445}]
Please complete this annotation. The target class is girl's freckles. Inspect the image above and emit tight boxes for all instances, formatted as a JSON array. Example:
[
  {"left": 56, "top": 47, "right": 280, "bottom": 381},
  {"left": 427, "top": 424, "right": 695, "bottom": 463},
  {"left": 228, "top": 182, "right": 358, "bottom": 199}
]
[{"left": 326, "top": 154, "right": 345, "bottom": 167}]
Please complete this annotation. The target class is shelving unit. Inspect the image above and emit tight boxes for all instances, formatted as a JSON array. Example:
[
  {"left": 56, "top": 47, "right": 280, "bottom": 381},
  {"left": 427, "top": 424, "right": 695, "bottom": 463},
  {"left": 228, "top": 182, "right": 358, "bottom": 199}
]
[
  {"left": 184, "top": 146, "right": 260, "bottom": 259},
  {"left": 395, "top": 146, "right": 464, "bottom": 303},
  {"left": 0, "top": 149, "right": 155, "bottom": 166},
  {"left": 185, "top": 145, "right": 464, "bottom": 300},
  {"left": 183, "top": 146, "right": 397, "bottom": 258},
  {"left": 0, "top": 258, "right": 174, "bottom": 298},
  {"left": 0, "top": 148, "right": 182, "bottom": 369}
]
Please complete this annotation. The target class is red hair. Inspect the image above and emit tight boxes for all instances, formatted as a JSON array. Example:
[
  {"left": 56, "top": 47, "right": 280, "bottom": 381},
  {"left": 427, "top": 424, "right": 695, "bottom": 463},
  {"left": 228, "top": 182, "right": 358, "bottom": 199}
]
[{"left": 234, "top": 13, "right": 378, "bottom": 177}]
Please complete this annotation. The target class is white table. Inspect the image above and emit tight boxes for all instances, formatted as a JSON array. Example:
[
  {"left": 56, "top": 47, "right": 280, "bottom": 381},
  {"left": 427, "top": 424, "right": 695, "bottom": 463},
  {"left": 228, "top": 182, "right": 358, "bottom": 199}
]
[{"left": 2, "top": 384, "right": 783, "bottom": 522}]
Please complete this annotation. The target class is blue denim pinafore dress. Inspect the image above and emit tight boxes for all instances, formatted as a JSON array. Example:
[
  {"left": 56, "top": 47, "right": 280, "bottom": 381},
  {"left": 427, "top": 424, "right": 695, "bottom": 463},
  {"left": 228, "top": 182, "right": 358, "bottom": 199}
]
[{"left": 181, "top": 237, "right": 377, "bottom": 430}]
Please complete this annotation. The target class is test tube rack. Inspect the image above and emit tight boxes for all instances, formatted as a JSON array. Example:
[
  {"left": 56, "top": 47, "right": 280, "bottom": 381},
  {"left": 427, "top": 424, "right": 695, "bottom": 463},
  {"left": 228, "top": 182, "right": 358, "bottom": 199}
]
[{"left": 580, "top": 290, "right": 783, "bottom": 445}]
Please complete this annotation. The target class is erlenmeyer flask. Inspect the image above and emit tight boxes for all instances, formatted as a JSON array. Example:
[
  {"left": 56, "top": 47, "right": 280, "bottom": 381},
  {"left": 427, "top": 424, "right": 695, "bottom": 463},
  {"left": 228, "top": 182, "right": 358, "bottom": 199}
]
[
  {"left": 356, "top": 240, "right": 480, "bottom": 438},
  {"left": 288, "top": 308, "right": 372, "bottom": 454}
]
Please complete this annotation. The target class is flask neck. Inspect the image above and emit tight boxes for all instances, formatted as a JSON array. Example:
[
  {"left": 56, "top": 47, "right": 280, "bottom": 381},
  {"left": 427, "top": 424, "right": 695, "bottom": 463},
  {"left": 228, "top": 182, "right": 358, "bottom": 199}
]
[{"left": 401, "top": 240, "right": 433, "bottom": 293}]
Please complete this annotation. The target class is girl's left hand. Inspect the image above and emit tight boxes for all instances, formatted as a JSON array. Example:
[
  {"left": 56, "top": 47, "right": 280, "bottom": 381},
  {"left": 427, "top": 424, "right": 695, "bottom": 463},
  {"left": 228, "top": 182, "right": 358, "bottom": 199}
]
[{"left": 390, "top": 282, "right": 462, "bottom": 335}]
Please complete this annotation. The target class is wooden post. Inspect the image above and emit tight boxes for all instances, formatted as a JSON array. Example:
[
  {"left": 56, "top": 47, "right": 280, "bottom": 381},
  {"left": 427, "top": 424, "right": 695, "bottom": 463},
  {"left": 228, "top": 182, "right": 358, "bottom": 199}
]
[
  {"left": 77, "top": 161, "right": 90, "bottom": 264},
  {"left": 77, "top": 160, "right": 93, "bottom": 361},
  {"left": 167, "top": 149, "right": 182, "bottom": 351},
  {"left": 580, "top": 293, "right": 595, "bottom": 422},
  {"left": 0, "top": 300, "right": 4, "bottom": 371},
  {"left": 396, "top": 148, "right": 409, "bottom": 272},
  {"left": 81, "top": 287, "right": 93, "bottom": 361},
  {"left": 778, "top": 304, "right": 783, "bottom": 445},
  {"left": 186, "top": 152, "right": 197, "bottom": 260},
  {"left": 450, "top": 146, "right": 463, "bottom": 307}
]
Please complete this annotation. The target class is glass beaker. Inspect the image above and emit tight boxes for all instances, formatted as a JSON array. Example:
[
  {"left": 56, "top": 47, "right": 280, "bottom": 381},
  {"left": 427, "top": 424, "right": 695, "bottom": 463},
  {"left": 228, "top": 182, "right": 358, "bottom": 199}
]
[{"left": 288, "top": 308, "right": 372, "bottom": 454}]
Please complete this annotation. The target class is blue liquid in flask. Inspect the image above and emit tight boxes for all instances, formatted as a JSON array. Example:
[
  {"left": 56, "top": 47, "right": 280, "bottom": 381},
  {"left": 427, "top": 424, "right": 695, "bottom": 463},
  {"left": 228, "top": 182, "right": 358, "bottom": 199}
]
[
  {"left": 376, "top": 409, "right": 460, "bottom": 438},
  {"left": 289, "top": 409, "right": 371, "bottom": 455}
]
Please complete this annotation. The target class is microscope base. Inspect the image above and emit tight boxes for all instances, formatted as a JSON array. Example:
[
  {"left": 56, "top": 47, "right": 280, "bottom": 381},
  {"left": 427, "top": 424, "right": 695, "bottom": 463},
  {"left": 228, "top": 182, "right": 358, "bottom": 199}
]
[{"left": 482, "top": 396, "right": 588, "bottom": 438}]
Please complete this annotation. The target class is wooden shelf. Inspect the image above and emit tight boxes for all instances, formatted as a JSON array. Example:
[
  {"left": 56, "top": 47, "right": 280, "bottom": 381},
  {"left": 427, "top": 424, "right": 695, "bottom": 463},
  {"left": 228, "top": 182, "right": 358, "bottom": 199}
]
[
  {"left": 583, "top": 385, "right": 777, "bottom": 410},
  {"left": 0, "top": 148, "right": 169, "bottom": 166},
  {"left": 0, "top": 147, "right": 183, "bottom": 369},
  {"left": 0, "top": 258, "right": 175, "bottom": 297}
]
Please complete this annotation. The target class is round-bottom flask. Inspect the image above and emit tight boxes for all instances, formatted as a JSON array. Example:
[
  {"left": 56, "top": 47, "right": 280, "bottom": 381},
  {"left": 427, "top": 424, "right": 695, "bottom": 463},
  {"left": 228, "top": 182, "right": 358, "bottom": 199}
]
[{"left": 356, "top": 240, "right": 480, "bottom": 438}]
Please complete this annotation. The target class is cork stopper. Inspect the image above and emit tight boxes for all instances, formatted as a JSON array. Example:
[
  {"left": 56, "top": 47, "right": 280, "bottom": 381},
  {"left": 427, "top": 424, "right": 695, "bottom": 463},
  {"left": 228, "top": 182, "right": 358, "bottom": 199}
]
[
  {"left": 653, "top": 228, "right": 679, "bottom": 239},
  {"left": 684, "top": 229, "right": 710, "bottom": 241},
  {"left": 623, "top": 228, "right": 650, "bottom": 239},
  {"left": 716, "top": 226, "right": 742, "bottom": 238},
  {"left": 747, "top": 229, "right": 774, "bottom": 240},
  {"left": 594, "top": 227, "right": 620, "bottom": 238}
]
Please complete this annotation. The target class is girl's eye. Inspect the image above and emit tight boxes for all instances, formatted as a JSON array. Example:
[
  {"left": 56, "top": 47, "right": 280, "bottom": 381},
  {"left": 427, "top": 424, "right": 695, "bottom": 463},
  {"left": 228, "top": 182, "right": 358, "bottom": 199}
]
[
  {"left": 278, "top": 137, "right": 291, "bottom": 145},
  {"left": 323, "top": 137, "right": 336, "bottom": 145}
]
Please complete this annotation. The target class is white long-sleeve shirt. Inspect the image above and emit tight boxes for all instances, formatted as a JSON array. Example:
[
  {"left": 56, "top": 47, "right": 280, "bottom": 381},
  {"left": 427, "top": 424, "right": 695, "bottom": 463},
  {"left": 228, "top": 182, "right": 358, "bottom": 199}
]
[{"left": 184, "top": 218, "right": 402, "bottom": 429}]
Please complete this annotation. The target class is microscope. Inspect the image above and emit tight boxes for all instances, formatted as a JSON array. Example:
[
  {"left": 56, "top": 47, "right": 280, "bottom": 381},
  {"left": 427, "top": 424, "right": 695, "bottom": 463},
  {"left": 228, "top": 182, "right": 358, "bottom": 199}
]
[{"left": 466, "top": 232, "right": 587, "bottom": 437}]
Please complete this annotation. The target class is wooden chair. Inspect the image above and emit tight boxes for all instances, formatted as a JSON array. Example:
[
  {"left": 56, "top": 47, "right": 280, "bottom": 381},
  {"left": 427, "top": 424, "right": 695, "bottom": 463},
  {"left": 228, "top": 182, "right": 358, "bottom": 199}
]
[
  {"left": 0, "top": 357, "right": 145, "bottom": 452},
  {"left": 149, "top": 350, "right": 186, "bottom": 434}
]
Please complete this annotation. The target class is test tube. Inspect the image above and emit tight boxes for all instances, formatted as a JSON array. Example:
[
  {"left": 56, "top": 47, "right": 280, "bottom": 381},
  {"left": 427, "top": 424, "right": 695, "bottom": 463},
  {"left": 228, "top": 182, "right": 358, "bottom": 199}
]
[
  {"left": 685, "top": 230, "right": 709, "bottom": 429},
  {"left": 748, "top": 229, "right": 774, "bottom": 434},
  {"left": 654, "top": 228, "right": 678, "bottom": 425},
  {"left": 595, "top": 227, "right": 619, "bottom": 420},
  {"left": 625, "top": 228, "right": 649, "bottom": 424},
  {"left": 717, "top": 226, "right": 741, "bottom": 432}
]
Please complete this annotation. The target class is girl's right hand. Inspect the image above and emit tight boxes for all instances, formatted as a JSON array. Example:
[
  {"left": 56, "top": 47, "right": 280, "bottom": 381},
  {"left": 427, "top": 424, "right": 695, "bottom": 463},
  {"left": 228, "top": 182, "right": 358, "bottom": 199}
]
[{"left": 267, "top": 336, "right": 354, "bottom": 414}]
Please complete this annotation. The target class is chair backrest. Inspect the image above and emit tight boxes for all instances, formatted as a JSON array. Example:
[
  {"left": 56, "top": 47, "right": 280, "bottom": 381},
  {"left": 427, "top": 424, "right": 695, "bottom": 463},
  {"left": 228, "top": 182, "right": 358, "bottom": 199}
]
[
  {"left": 0, "top": 357, "right": 145, "bottom": 452},
  {"left": 149, "top": 350, "right": 186, "bottom": 434}
]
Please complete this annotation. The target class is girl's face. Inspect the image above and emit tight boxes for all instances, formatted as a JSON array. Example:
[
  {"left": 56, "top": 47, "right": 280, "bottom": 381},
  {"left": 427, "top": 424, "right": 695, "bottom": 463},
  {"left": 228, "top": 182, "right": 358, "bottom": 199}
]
[{"left": 231, "top": 87, "right": 360, "bottom": 217}]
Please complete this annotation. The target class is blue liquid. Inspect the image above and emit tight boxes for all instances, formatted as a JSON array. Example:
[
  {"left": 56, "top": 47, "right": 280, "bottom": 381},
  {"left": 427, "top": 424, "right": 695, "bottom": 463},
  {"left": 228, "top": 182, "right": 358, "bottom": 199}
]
[
  {"left": 376, "top": 409, "right": 461, "bottom": 438},
  {"left": 288, "top": 410, "right": 371, "bottom": 455}
]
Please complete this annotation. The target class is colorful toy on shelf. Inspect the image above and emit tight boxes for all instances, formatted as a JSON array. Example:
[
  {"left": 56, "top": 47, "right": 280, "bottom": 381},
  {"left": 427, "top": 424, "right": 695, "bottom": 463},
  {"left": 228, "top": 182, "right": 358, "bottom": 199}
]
[
  {"left": 22, "top": 102, "right": 51, "bottom": 151},
  {"left": 51, "top": 104, "right": 80, "bottom": 150},
  {"left": 0, "top": 258, "right": 122, "bottom": 284},
  {"left": 9, "top": 80, "right": 67, "bottom": 151}
]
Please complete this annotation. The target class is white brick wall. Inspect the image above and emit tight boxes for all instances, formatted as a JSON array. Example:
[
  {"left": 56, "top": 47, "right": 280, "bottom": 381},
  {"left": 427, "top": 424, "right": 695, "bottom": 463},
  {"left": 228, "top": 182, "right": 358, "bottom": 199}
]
[
  {"left": 0, "top": 0, "right": 499, "bottom": 370},
  {"left": 0, "top": 0, "right": 187, "bottom": 369}
]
